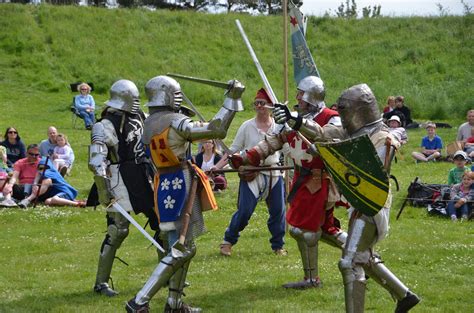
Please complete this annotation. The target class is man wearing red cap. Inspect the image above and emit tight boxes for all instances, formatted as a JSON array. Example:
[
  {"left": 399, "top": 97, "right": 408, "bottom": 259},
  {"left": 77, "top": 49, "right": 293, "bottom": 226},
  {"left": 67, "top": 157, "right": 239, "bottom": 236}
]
[
  {"left": 215, "top": 88, "right": 287, "bottom": 257},
  {"left": 228, "top": 77, "right": 345, "bottom": 289}
]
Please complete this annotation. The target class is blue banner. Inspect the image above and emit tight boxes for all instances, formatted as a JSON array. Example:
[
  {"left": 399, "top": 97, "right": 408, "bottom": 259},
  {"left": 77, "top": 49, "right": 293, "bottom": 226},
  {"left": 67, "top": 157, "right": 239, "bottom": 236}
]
[{"left": 289, "top": 2, "right": 320, "bottom": 83}]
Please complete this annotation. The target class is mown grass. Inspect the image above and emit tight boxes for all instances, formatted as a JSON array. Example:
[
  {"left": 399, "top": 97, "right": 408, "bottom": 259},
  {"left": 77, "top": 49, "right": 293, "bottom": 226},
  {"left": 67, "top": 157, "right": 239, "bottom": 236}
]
[{"left": 0, "top": 4, "right": 473, "bottom": 312}]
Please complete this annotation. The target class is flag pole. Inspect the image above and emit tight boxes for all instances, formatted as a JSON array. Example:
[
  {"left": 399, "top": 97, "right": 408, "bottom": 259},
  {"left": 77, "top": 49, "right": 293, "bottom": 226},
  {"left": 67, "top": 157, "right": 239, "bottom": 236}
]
[{"left": 283, "top": 0, "right": 291, "bottom": 233}]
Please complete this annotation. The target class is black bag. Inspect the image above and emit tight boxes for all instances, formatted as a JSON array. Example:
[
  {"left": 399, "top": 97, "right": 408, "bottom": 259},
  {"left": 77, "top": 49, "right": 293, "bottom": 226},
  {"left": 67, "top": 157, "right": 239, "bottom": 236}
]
[{"left": 406, "top": 177, "right": 449, "bottom": 207}]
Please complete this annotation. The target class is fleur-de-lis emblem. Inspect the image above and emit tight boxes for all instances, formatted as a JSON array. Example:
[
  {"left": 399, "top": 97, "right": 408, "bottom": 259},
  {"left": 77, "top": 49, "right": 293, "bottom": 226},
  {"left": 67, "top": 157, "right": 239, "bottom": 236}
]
[
  {"left": 164, "top": 196, "right": 175, "bottom": 209},
  {"left": 172, "top": 177, "right": 183, "bottom": 190},
  {"left": 161, "top": 179, "right": 170, "bottom": 191}
]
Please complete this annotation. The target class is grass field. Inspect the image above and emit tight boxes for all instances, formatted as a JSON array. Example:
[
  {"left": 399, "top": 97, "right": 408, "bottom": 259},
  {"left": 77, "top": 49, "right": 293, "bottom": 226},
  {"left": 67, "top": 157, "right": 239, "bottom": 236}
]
[{"left": 0, "top": 4, "right": 473, "bottom": 313}]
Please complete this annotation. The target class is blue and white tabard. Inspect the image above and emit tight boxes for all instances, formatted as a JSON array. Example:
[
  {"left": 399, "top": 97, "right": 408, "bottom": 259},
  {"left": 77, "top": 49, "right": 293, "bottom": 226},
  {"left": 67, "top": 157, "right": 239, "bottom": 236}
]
[{"left": 157, "top": 169, "right": 187, "bottom": 222}]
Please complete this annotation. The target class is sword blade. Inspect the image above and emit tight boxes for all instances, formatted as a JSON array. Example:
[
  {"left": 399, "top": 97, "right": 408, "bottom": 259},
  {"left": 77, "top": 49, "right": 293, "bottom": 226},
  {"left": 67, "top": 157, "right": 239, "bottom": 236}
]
[
  {"left": 235, "top": 19, "right": 279, "bottom": 104},
  {"left": 111, "top": 202, "right": 165, "bottom": 253},
  {"left": 167, "top": 73, "right": 230, "bottom": 90}
]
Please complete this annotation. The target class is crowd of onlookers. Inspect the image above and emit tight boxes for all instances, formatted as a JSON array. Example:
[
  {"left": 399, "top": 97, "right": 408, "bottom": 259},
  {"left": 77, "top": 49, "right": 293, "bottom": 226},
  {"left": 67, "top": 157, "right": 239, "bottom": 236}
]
[{"left": 0, "top": 126, "right": 84, "bottom": 208}]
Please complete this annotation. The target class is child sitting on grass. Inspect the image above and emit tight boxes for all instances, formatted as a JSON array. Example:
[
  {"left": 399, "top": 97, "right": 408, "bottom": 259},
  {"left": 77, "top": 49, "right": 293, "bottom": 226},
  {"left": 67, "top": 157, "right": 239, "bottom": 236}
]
[
  {"left": 447, "top": 171, "right": 473, "bottom": 222},
  {"left": 411, "top": 121, "right": 443, "bottom": 162},
  {"left": 52, "top": 133, "right": 74, "bottom": 177},
  {"left": 448, "top": 150, "right": 470, "bottom": 185}
]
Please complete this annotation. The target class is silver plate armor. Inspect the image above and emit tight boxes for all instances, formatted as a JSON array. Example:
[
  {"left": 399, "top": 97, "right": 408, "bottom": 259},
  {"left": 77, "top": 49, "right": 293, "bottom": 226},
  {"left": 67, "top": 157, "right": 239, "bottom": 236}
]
[
  {"left": 89, "top": 123, "right": 114, "bottom": 205},
  {"left": 170, "top": 80, "right": 244, "bottom": 142},
  {"left": 145, "top": 75, "right": 183, "bottom": 110},
  {"left": 105, "top": 79, "right": 140, "bottom": 114},
  {"left": 95, "top": 212, "right": 130, "bottom": 287},
  {"left": 297, "top": 76, "right": 325, "bottom": 109},
  {"left": 337, "top": 84, "right": 381, "bottom": 135}
]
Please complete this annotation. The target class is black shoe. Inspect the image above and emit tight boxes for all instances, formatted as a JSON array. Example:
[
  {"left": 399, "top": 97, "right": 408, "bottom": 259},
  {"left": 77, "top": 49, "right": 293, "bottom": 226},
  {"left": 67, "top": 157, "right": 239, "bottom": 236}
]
[
  {"left": 59, "top": 166, "right": 68, "bottom": 177},
  {"left": 395, "top": 291, "right": 420, "bottom": 313},
  {"left": 164, "top": 302, "right": 202, "bottom": 313},
  {"left": 282, "top": 277, "right": 322, "bottom": 289},
  {"left": 94, "top": 283, "right": 118, "bottom": 297},
  {"left": 125, "top": 298, "right": 149, "bottom": 313}
]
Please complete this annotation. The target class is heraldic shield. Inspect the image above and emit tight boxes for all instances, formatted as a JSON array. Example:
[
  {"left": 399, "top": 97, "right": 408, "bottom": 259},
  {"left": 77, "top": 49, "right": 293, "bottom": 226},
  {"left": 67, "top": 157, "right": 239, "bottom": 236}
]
[{"left": 315, "top": 135, "right": 389, "bottom": 216}]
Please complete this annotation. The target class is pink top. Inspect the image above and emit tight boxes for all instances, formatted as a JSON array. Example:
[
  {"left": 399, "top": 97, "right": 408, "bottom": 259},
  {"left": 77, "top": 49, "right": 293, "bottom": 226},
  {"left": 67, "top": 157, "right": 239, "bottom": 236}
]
[{"left": 13, "top": 158, "right": 39, "bottom": 184}]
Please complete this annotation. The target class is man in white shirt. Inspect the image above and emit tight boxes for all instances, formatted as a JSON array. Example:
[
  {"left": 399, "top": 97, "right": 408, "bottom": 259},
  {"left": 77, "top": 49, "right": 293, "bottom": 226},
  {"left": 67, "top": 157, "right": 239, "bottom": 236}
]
[{"left": 217, "top": 88, "right": 287, "bottom": 257}]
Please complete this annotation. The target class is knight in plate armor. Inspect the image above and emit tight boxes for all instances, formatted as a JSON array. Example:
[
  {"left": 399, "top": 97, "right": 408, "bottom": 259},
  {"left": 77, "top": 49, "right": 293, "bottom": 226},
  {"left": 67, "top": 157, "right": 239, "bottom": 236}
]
[
  {"left": 274, "top": 83, "right": 420, "bottom": 313},
  {"left": 89, "top": 79, "right": 157, "bottom": 297},
  {"left": 126, "top": 75, "right": 244, "bottom": 313}
]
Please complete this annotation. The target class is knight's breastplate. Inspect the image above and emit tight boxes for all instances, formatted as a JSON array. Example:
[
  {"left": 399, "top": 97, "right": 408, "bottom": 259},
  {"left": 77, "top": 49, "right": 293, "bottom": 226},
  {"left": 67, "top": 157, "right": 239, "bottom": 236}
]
[{"left": 149, "top": 128, "right": 180, "bottom": 168}]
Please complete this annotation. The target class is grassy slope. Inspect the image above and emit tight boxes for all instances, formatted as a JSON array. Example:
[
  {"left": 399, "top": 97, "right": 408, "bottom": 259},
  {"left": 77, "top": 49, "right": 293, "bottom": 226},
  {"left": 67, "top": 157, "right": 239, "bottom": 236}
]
[{"left": 0, "top": 4, "right": 473, "bottom": 312}]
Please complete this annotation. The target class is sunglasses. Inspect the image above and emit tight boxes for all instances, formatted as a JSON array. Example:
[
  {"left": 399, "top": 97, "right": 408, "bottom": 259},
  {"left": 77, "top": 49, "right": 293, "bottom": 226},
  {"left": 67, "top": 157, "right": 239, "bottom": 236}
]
[
  {"left": 254, "top": 101, "right": 267, "bottom": 106},
  {"left": 8, "top": 131, "right": 17, "bottom": 134},
  {"left": 37, "top": 166, "right": 46, "bottom": 171},
  {"left": 80, "top": 88, "right": 88, "bottom": 91},
  {"left": 28, "top": 153, "right": 40, "bottom": 157}
]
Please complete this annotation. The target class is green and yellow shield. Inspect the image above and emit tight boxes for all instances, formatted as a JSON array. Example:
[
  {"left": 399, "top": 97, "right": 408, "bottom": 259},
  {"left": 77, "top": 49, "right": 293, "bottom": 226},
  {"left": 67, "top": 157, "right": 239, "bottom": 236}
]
[{"left": 315, "top": 135, "right": 389, "bottom": 216}]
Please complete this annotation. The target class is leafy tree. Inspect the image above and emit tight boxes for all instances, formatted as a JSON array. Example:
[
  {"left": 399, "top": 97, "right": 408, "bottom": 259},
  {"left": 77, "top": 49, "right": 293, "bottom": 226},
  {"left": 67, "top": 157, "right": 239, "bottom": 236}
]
[
  {"left": 362, "top": 4, "right": 381, "bottom": 18},
  {"left": 336, "top": 0, "right": 358, "bottom": 18},
  {"left": 460, "top": 0, "right": 472, "bottom": 15}
]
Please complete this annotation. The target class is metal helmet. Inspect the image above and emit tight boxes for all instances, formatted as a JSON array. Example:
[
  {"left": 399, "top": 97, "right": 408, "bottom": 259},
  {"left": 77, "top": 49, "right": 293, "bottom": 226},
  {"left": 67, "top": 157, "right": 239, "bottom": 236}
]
[
  {"left": 297, "top": 76, "right": 326, "bottom": 108},
  {"left": 106, "top": 79, "right": 140, "bottom": 113},
  {"left": 145, "top": 75, "right": 183, "bottom": 109},
  {"left": 337, "top": 84, "right": 381, "bottom": 135}
]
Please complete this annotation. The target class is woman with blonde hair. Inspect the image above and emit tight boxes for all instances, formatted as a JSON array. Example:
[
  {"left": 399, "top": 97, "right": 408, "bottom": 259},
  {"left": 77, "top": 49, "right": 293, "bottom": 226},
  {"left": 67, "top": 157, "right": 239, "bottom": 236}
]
[{"left": 74, "top": 82, "right": 95, "bottom": 130}]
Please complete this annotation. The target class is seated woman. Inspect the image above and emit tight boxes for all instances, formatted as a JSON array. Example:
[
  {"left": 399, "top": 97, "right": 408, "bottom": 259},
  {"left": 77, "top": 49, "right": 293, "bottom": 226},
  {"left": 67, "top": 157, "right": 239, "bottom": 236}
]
[
  {"left": 195, "top": 139, "right": 227, "bottom": 191},
  {"left": 17, "top": 158, "right": 85, "bottom": 208},
  {"left": 0, "top": 127, "right": 26, "bottom": 169},
  {"left": 74, "top": 83, "right": 96, "bottom": 130}
]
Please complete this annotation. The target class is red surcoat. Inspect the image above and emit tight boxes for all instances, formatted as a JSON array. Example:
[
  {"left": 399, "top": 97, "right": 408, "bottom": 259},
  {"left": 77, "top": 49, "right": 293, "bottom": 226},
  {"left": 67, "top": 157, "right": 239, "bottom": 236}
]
[{"left": 286, "top": 108, "right": 339, "bottom": 232}]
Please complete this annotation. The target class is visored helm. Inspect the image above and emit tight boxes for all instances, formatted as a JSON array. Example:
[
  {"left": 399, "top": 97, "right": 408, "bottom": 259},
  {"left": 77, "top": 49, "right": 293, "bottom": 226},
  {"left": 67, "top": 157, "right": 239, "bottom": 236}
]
[
  {"left": 297, "top": 76, "right": 326, "bottom": 109},
  {"left": 106, "top": 79, "right": 140, "bottom": 114},
  {"left": 145, "top": 75, "right": 183, "bottom": 110},
  {"left": 337, "top": 83, "right": 381, "bottom": 135}
]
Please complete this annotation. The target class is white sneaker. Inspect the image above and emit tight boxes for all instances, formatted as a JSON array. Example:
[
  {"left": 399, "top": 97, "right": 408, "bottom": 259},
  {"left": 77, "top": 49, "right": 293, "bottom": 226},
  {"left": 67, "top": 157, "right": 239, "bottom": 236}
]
[
  {"left": 18, "top": 198, "right": 31, "bottom": 208},
  {"left": 0, "top": 198, "right": 18, "bottom": 207}
]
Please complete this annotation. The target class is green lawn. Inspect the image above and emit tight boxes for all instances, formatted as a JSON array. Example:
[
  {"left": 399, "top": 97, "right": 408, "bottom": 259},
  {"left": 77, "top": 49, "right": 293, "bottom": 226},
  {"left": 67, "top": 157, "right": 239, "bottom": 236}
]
[{"left": 0, "top": 4, "right": 472, "bottom": 312}]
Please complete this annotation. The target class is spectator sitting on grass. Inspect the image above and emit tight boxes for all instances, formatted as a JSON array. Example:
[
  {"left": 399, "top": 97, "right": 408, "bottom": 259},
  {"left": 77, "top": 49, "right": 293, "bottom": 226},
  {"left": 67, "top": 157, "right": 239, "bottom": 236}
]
[
  {"left": 462, "top": 127, "right": 474, "bottom": 159},
  {"left": 52, "top": 133, "right": 74, "bottom": 176},
  {"left": 195, "top": 139, "right": 227, "bottom": 192},
  {"left": 17, "top": 158, "right": 85, "bottom": 208},
  {"left": 456, "top": 109, "right": 474, "bottom": 142},
  {"left": 447, "top": 171, "right": 473, "bottom": 222},
  {"left": 0, "top": 144, "right": 41, "bottom": 206},
  {"left": 448, "top": 150, "right": 470, "bottom": 185},
  {"left": 39, "top": 126, "right": 58, "bottom": 157},
  {"left": 382, "top": 96, "right": 396, "bottom": 114},
  {"left": 0, "top": 145, "right": 10, "bottom": 173},
  {"left": 0, "top": 127, "right": 26, "bottom": 168},
  {"left": 411, "top": 121, "right": 443, "bottom": 162},
  {"left": 387, "top": 115, "right": 408, "bottom": 145}
]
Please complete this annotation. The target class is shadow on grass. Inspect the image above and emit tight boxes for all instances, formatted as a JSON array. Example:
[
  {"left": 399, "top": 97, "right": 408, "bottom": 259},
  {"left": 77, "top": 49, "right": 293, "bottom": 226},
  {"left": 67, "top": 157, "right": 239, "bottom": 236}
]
[{"left": 0, "top": 282, "right": 315, "bottom": 313}]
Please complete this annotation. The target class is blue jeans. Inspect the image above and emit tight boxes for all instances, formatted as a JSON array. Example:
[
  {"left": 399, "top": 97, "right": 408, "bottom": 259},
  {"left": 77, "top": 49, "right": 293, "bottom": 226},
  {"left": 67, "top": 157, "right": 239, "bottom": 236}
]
[
  {"left": 78, "top": 109, "right": 95, "bottom": 128},
  {"left": 447, "top": 200, "right": 469, "bottom": 217},
  {"left": 224, "top": 176, "right": 286, "bottom": 250}
]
